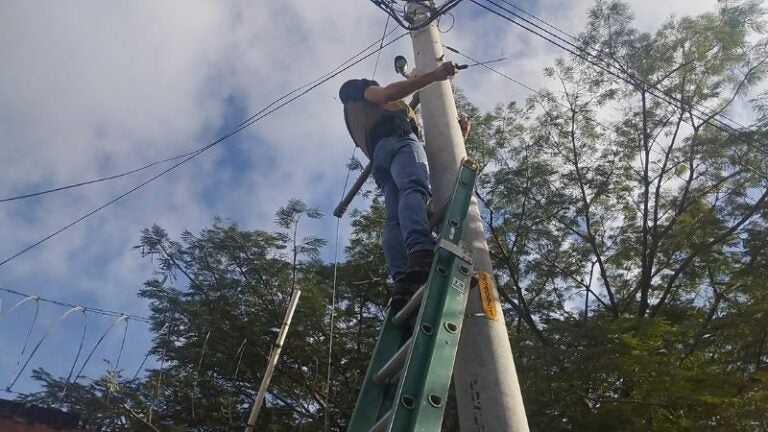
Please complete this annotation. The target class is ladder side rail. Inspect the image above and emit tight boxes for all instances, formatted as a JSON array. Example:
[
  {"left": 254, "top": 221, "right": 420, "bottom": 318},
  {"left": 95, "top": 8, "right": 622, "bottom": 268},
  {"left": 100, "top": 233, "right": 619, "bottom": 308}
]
[
  {"left": 390, "top": 160, "right": 479, "bottom": 430},
  {"left": 347, "top": 311, "right": 408, "bottom": 430}
]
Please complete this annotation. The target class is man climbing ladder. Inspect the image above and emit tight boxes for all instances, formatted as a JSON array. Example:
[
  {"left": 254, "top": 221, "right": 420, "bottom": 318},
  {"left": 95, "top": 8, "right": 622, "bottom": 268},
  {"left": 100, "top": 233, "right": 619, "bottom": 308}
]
[
  {"left": 338, "top": 60, "right": 459, "bottom": 309},
  {"left": 346, "top": 158, "right": 480, "bottom": 431}
]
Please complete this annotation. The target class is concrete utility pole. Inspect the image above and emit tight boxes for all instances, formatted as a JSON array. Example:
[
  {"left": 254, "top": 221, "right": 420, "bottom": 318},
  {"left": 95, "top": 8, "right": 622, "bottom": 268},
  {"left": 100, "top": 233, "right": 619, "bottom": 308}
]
[{"left": 406, "top": 3, "right": 530, "bottom": 431}]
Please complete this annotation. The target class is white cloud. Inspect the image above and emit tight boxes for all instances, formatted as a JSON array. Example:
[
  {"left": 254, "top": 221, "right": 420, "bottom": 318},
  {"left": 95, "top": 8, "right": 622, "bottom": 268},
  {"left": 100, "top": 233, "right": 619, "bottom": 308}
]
[{"left": 0, "top": 0, "right": 726, "bottom": 391}]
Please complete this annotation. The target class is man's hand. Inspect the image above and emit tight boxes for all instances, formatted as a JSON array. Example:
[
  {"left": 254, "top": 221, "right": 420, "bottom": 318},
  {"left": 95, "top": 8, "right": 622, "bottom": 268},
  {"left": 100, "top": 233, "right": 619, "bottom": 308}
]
[
  {"left": 432, "top": 61, "right": 459, "bottom": 81},
  {"left": 363, "top": 60, "right": 459, "bottom": 105}
]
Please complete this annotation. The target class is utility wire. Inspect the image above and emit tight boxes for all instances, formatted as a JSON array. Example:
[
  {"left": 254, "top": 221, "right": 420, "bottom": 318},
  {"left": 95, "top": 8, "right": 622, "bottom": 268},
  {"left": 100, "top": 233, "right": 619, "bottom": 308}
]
[
  {"left": 494, "top": 0, "right": 755, "bottom": 133},
  {"left": 494, "top": 0, "right": 577, "bottom": 42},
  {"left": 61, "top": 310, "right": 88, "bottom": 399},
  {"left": 0, "top": 27, "right": 400, "bottom": 205},
  {"left": 0, "top": 152, "right": 194, "bottom": 204},
  {"left": 372, "top": 14, "right": 391, "bottom": 80},
  {"left": 9, "top": 299, "right": 40, "bottom": 384},
  {"left": 446, "top": 44, "right": 674, "bottom": 162},
  {"left": 115, "top": 317, "right": 130, "bottom": 369},
  {"left": 0, "top": 287, "right": 150, "bottom": 322},
  {"left": 474, "top": 0, "right": 768, "bottom": 167},
  {"left": 470, "top": 0, "right": 768, "bottom": 179},
  {"left": 0, "top": 32, "right": 408, "bottom": 269},
  {"left": 7, "top": 306, "right": 83, "bottom": 391},
  {"left": 324, "top": 148, "right": 358, "bottom": 432}
]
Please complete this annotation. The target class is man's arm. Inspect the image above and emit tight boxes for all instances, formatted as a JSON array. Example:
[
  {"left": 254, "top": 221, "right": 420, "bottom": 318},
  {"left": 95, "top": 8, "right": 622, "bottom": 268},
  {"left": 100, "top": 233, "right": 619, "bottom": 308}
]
[{"left": 363, "top": 62, "right": 458, "bottom": 105}]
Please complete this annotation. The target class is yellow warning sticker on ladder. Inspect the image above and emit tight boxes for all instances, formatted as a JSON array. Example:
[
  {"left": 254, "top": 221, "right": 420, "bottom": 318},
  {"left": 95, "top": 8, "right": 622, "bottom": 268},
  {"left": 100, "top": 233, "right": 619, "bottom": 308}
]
[{"left": 477, "top": 272, "right": 498, "bottom": 320}]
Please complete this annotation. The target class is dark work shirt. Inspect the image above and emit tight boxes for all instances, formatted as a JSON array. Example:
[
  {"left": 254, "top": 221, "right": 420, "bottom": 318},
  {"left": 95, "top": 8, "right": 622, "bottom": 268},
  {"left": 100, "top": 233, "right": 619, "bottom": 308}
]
[{"left": 339, "top": 79, "right": 379, "bottom": 104}]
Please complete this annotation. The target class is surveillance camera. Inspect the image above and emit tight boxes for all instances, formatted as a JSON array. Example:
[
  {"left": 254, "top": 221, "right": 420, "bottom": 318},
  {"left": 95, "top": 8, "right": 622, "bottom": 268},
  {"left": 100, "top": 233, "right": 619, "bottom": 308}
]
[{"left": 394, "top": 55, "right": 409, "bottom": 77}]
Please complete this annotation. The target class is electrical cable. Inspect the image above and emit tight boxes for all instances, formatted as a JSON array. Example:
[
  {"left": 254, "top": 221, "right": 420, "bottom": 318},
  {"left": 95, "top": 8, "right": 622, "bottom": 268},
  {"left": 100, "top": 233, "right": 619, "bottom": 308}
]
[
  {"left": 0, "top": 152, "right": 194, "bottom": 204},
  {"left": 486, "top": 0, "right": 768, "bottom": 180},
  {"left": 61, "top": 310, "right": 87, "bottom": 400},
  {"left": 115, "top": 317, "right": 130, "bottom": 369},
  {"left": 0, "top": 287, "right": 150, "bottom": 322},
  {"left": 493, "top": 0, "right": 755, "bottom": 133},
  {"left": 445, "top": 44, "right": 672, "bottom": 162},
  {"left": 369, "top": 0, "right": 465, "bottom": 31},
  {"left": 372, "top": 14, "right": 391, "bottom": 80},
  {"left": 476, "top": 0, "right": 768, "bottom": 148},
  {"left": 1, "top": 27, "right": 400, "bottom": 206},
  {"left": 0, "top": 31, "right": 408, "bottom": 269},
  {"left": 445, "top": 45, "right": 539, "bottom": 95},
  {"left": 323, "top": 147, "right": 359, "bottom": 432},
  {"left": 71, "top": 315, "right": 129, "bottom": 386},
  {"left": 438, "top": 12, "right": 456, "bottom": 33},
  {"left": 7, "top": 306, "right": 83, "bottom": 391},
  {"left": 8, "top": 299, "right": 40, "bottom": 385},
  {"left": 494, "top": 0, "right": 577, "bottom": 41},
  {"left": 132, "top": 322, "right": 168, "bottom": 380}
]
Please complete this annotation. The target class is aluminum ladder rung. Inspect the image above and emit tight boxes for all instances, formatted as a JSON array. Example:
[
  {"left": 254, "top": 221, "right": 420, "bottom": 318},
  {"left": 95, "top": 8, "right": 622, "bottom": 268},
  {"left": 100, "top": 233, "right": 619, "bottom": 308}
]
[
  {"left": 370, "top": 410, "right": 394, "bottom": 432},
  {"left": 346, "top": 159, "right": 479, "bottom": 432},
  {"left": 373, "top": 335, "right": 414, "bottom": 384},
  {"left": 392, "top": 286, "right": 425, "bottom": 326}
]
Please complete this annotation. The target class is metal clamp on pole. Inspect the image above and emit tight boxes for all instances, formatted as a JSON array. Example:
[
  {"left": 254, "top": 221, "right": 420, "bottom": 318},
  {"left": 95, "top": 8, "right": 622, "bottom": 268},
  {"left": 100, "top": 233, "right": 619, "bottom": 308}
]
[{"left": 334, "top": 163, "right": 372, "bottom": 218}]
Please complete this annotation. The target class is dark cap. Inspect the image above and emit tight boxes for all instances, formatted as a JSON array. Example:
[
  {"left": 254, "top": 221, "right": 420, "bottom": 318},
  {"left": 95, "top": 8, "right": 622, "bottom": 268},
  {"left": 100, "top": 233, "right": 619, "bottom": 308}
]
[{"left": 339, "top": 79, "right": 379, "bottom": 104}]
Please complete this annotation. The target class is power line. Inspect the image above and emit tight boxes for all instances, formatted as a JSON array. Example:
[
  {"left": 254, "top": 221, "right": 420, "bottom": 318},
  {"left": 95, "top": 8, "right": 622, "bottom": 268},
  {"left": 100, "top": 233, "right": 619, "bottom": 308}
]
[
  {"left": 372, "top": 14, "right": 391, "bottom": 80},
  {"left": 369, "top": 0, "right": 465, "bottom": 31},
  {"left": 445, "top": 44, "right": 676, "bottom": 161},
  {"left": 474, "top": 0, "right": 768, "bottom": 162},
  {"left": 0, "top": 28, "right": 401, "bottom": 205},
  {"left": 0, "top": 286, "right": 150, "bottom": 322},
  {"left": 477, "top": 0, "right": 763, "bottom": 140},
  {"left": 0, "top": 32, "right": 408, "bottom": 269},
  {"left": 324, "top": 147, "right": 358, "bottom": 432},
  {"left": 0, "top": 152, "right": 194, "bottom": 204},
  {"left": 493, "top": 0, "right": 577, "bottom": 41},
  {"left": 445, "top": 45, "right": 540, "bottom": 96},
  {"left": 490, "top": 0, "right": 757, "bottom": 134}
]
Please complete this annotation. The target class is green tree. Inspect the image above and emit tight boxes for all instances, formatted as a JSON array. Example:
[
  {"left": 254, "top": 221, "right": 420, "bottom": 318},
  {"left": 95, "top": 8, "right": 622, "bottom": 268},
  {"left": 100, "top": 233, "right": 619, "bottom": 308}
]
[{"left": 456, "top": 1, "right": 768, "bottom": 430}]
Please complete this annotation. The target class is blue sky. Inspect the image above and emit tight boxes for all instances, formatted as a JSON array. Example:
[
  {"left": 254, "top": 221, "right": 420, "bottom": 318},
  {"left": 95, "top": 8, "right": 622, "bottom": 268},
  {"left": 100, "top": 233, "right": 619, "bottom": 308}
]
[{"left": 0, "top": 0, "right": 722, "bottom": 395}]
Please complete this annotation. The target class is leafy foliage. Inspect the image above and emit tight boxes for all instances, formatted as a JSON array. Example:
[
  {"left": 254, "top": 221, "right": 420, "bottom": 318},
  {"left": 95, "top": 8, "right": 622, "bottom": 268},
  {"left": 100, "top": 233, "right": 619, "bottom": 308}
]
[{"left": 19, "top": 1, "right": 768, "bottom": 430}]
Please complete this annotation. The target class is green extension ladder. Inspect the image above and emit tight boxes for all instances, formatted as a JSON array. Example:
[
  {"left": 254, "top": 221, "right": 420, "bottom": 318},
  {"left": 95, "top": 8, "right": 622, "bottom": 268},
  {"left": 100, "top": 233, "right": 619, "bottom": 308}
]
[{"left": 347, "top": 159, "right": 479, "bottom": 432}]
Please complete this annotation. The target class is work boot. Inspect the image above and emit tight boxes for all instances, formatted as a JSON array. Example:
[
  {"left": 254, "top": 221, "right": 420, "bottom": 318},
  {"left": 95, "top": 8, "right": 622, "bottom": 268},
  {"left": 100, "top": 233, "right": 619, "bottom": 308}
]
[
  {"left": 389, "top": 280, "right": 420, "bottom": 312},
  {"left": 403, "top": 249, "right": 434, "bottom": 285}
]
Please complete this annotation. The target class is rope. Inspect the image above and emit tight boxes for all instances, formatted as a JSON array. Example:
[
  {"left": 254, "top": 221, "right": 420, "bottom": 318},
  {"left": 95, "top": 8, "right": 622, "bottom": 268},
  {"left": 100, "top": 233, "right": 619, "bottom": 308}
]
[{"left": 324, "top": 148, "right": 359, "bottom": 432}]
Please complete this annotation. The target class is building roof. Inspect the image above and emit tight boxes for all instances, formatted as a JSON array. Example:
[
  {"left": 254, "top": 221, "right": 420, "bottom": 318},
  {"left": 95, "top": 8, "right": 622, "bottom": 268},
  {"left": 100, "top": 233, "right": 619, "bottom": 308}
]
[{"left": 0, "top": 399, "right": 81, "bottom": 430}]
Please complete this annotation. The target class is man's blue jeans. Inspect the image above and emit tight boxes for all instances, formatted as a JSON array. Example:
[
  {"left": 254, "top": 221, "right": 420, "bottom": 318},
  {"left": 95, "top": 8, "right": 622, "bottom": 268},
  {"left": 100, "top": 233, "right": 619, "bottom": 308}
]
[{"left": 372, "top": 133, "right": 435, "bottom": 282}]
